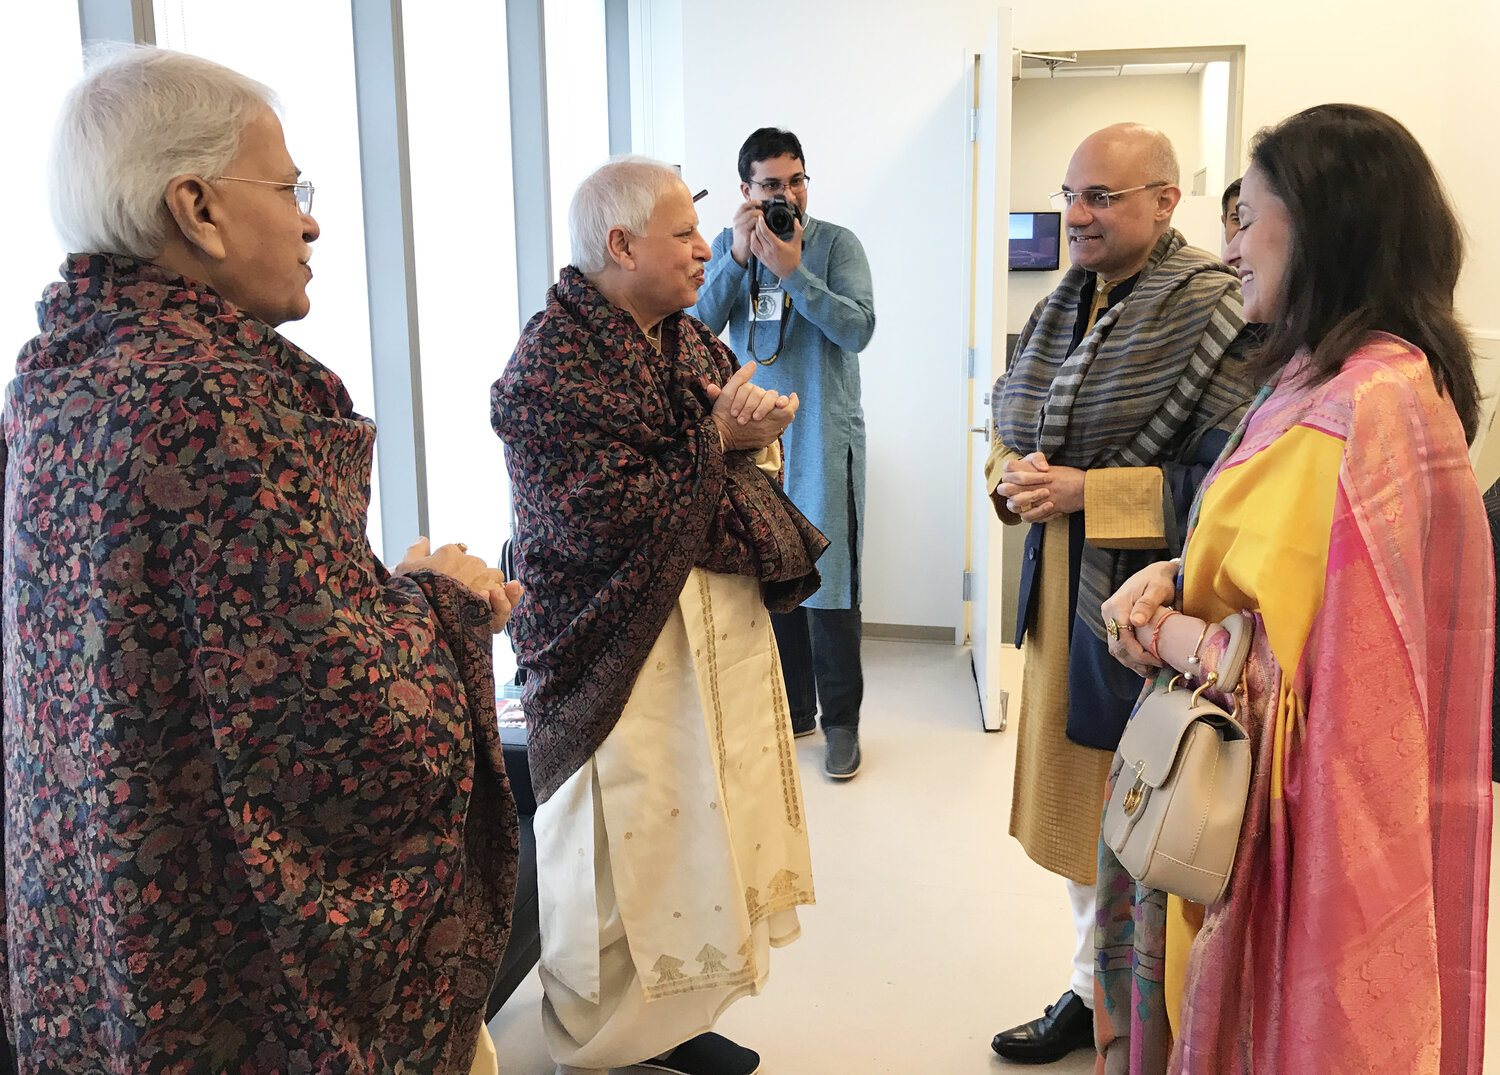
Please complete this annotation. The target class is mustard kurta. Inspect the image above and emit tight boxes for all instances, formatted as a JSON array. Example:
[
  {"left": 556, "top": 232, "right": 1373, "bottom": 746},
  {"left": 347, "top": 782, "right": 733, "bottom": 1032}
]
[
  {"left": 986, "top": 445, "right": 1164, "bottom": 884},
  {"left": 1008, "top": 518, "right": 1112, "bottom": 883}
]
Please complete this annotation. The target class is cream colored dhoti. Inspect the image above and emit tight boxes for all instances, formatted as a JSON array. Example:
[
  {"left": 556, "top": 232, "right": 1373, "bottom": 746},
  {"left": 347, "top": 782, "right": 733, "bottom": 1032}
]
[{"left": 535, "top": 567, "right": 814, "bottom": 1070}]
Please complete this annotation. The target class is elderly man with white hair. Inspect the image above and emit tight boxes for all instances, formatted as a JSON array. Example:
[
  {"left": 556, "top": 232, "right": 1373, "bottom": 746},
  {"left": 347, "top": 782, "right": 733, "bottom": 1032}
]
[
  {"left": 492, "top": 156, "right": 826, "bottom": 1075},
  {"left": 9, "top": 46, "right": 521, "bottom": 1074}
]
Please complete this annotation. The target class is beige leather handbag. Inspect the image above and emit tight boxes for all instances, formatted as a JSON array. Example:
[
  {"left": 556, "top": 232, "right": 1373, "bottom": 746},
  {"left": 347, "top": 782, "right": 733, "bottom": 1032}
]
[{"left": 1101, "top": 613, "right": 1252, "bottom": 906}]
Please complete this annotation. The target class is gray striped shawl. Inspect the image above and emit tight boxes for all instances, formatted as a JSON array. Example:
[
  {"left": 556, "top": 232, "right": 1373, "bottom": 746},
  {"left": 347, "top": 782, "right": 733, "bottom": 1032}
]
[{"left": 993, "top": 229, "right": 1253, "bottom": 641}]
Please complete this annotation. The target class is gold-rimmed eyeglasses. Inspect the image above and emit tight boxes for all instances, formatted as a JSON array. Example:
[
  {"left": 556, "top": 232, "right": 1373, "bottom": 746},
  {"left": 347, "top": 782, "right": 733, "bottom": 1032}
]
[
  {"left": 216, "top": 175, "right": 315, "bottom": 215},
  {"left": 1049, "top": 182, "right": 1167, "bottom": 212},
  {"left": 748, "top": 174, "right": 809, "bottom": 196}
]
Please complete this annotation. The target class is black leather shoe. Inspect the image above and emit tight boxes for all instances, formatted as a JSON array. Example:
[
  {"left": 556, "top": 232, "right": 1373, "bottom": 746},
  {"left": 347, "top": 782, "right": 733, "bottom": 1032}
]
[
  {"left": 990, "top": 989, "right": 1093, "bottom": 1063},
  {"left": 790, "top": 713, "right": 816, "bottom": 738},
  {"left": 638, "top": 1032, "right": 760, "bottom": 1075}
]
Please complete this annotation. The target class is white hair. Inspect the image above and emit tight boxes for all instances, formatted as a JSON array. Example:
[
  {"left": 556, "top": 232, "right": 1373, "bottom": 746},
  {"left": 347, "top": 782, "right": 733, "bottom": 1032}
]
[
  {"left": 49, "top": 45, "right": 278, "bottom": 259},
  {"left": 568, "top": 155, "right": 684, "bottom": 273}
]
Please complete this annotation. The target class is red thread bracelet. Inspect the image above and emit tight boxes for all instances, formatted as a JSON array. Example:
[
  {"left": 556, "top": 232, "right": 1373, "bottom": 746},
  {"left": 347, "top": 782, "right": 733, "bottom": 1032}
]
[{"left": 1150, "top": 609, "right": 1180, "bottom": 663}]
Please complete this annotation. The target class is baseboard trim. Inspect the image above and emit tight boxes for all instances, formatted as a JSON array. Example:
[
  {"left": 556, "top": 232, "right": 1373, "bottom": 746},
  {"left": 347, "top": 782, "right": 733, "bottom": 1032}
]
[{"left": 864, "top": 622, "right": 956, "bottom": 644}]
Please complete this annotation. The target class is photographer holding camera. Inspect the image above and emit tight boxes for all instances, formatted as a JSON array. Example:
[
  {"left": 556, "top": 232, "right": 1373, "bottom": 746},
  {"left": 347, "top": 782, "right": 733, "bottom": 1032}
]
[{"left": 692, "top": 127, "right": 876, "bottom": 781}]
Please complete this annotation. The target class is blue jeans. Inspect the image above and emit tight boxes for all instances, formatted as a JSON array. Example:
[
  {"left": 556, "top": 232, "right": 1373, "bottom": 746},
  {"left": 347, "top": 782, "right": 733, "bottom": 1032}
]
[{"left": 771, "top": 606, "right": 863, "bottom": 731}]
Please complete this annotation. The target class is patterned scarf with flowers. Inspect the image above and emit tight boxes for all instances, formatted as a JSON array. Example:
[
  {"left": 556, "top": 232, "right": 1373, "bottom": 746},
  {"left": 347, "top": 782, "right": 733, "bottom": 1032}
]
[
  {"left": 3, "top": 254, "right": 518, "bottom": 1074},
  {"left": 492, "top": 266, "right": 828, "bottom": 805}
]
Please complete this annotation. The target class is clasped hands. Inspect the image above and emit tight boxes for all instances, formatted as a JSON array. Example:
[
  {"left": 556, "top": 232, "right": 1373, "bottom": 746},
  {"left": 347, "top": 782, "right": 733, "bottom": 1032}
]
[
  {"left": 997, "top": 451, "right": 1085, "bottom": 523},
  {"left": 1099, "top": 558, "right": 1180, "bottom": 678},
  {"left": 706, "top": 360, "right": 798, "bottom": 451},
  {"left": 394, "top": 537, "right": 524, "bottom": 634},
  {"left": 389, "top": 363, "right": 795, "bottom": 628}
]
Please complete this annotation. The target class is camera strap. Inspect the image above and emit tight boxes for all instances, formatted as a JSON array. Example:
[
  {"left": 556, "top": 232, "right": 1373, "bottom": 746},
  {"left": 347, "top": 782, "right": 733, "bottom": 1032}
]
[{"left": 748, "top": 255, "right": 792, "bottom": 366}]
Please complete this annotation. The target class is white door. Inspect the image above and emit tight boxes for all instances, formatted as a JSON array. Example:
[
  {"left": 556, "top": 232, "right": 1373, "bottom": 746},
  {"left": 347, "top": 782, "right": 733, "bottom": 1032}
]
[{"left": 963, "top": 10, "right": 1013, "bottom": 730}]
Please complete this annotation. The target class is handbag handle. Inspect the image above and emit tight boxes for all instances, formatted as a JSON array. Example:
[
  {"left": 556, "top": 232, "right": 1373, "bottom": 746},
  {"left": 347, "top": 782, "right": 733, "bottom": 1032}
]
[{"left": 1165, "top": 671, "right": 1240, "bottom": 721}]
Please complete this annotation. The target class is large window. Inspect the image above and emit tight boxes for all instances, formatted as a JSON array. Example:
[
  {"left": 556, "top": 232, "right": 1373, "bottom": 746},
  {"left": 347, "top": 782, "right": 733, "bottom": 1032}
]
[
  {"left": 1, "top": 6, "right": 84, "bottom": 384},
  {"left": 544, "top": 0, "right": 612, "bottom": 277},
  {"left": 403, "top": 1, "right": 523, "bottom": 684},
  {"left": 154, "top": 0, "right": 385, "bottom": 552},
  {"left": 11, "top": 3, "right": 627, "bottom": 688}
]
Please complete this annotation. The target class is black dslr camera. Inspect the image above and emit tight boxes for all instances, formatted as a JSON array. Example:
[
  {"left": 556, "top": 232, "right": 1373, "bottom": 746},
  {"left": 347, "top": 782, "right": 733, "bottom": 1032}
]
[{"left": 760, "top": 196, "right": 802, "bottom": 242}]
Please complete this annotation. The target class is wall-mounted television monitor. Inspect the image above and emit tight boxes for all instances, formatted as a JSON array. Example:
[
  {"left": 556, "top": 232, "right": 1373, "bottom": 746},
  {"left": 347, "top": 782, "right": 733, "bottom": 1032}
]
[{"left": 1009, "top": 211, "right": 1061, "bottom": 271}]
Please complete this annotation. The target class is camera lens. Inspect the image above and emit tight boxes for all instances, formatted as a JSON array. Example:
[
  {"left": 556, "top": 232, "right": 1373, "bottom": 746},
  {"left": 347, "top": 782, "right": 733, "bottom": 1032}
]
[{"left": 762, "top": 198, "right": 797, "bottom": 242}]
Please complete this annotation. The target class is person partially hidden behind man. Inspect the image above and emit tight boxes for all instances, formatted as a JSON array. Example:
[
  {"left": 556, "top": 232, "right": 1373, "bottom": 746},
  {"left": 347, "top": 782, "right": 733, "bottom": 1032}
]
[
  {"left": 984, "top": 124, "right": 1257, "bottom": 1064},
  {"left": 493, "top": 155, "right": 828, "bottom": 1075},
  {"left": 1220, "top": 176, "right": 1243, "bottom": 264}
]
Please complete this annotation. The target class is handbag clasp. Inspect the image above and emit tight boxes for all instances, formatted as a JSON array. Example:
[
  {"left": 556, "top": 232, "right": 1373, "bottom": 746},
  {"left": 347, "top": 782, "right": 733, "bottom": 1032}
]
[{"left": 1122, "top": 760, "right": 1147, "bottom": 815}]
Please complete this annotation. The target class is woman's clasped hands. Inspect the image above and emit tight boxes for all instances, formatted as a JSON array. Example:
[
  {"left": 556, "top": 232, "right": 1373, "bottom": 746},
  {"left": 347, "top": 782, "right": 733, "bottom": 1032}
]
[
  {"left": 1099, "top": 559, "right": 1180, "bottom": 678},
  {"left": 395, "top": 537, "right": 524, "bottom": 633}
]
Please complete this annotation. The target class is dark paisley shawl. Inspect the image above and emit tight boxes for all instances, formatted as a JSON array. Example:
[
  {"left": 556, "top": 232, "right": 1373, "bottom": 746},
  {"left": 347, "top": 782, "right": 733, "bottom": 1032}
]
[
  {"left": 492, "top": 266, "right": 827, "bottom": 805},
  {"left": 2, "top": 254, "right": 517, "bottom": 1074},
  {"left": 993, "top": 229, "right": 1255, "bottom": 640}
]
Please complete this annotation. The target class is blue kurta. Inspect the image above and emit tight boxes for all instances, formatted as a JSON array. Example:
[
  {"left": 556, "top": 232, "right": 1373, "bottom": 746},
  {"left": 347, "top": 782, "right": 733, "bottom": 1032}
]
[{"left": 690, "top": 216, "right": 875, "bottom": 608}]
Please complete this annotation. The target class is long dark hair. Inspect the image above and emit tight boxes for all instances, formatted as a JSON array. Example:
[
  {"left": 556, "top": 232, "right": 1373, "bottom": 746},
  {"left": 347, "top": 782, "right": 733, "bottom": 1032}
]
[{"left": 1247, "top": 104, "right": 1479, "bottom": 441}]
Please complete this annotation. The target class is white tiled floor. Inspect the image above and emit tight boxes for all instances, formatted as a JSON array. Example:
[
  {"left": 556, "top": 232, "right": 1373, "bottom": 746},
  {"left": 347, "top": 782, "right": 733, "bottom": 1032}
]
[{"left": 491, "top": 639, "right": 1500, "bottom": 1075}]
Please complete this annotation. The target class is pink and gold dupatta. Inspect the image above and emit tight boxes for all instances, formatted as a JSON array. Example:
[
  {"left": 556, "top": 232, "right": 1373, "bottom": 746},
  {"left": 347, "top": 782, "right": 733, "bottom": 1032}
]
[{"left": 1097, "top": 334, "right": 1492, "bottom": 1075}]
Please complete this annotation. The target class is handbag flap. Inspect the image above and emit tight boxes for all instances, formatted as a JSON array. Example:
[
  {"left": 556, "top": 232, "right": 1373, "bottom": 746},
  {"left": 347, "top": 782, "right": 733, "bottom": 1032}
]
[{"left": 1117, "top": 683, "right": 1248, "bottom": 787}]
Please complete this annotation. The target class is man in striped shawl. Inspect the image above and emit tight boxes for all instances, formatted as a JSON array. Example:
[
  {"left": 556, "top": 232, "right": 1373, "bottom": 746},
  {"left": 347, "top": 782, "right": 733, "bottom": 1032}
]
[{"left": 984, "top": 124, "right": 1258, "bottom": 1065}]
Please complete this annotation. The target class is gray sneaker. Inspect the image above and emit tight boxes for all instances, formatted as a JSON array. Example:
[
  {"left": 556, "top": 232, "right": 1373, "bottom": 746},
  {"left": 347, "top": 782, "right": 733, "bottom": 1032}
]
[{"left": 824, "top": 727, "right": 861, "bottom": 779}]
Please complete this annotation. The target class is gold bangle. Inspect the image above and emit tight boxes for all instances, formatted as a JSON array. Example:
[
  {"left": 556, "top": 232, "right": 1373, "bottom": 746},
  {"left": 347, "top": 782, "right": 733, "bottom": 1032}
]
[{"left": 1186, "top": 620, "right": 1212, "bottom": 670}]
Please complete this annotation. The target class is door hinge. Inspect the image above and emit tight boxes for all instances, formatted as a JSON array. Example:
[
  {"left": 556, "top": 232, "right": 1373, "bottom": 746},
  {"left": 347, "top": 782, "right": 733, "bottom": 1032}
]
[
  {"left": 967, "top": 107, "right": 979, "bottom": 142},
  {"left": 962, "top": 570, "right": 973, "bottom": 601}
]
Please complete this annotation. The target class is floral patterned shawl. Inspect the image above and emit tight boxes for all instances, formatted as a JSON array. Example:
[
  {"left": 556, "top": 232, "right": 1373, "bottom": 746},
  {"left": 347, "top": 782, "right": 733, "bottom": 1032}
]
[
  {"left": 3, "top": 255, "right": 519, "bottom": 1074},
  {"left": 492, "top": 267, "right": 827, "bottom": 804}
]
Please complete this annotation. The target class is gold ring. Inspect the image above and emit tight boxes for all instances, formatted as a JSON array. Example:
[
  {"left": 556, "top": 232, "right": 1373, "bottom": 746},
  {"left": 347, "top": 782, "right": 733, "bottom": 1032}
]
[
  {"left": 456, "top": 543, "right": 468, "bottom": 553},
  {"left": 1105, "top": 618, "right": 1120, "bottom": 642}
]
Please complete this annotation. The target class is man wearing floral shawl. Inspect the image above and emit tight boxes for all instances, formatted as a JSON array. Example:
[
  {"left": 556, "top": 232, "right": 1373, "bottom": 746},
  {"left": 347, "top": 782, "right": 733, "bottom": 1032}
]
[{"left": 493, "top": 156, "right": 827, "bottom": 1075}]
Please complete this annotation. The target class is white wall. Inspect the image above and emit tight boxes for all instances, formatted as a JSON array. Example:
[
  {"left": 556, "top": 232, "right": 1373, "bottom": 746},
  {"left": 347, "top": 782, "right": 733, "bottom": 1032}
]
[
  {"left": 1440, "top": 0, "right": 1499, "bottom": 451},
  {"left": 1007, "top": 0, "right": 1491, "bottom": 329},
  {"left": 1007, "top": 73, "right": 1208, "bottom": 332},
  {"left": 1198, "top": 61, "right": 1230, "bottom": 208},
  {"left": 659, "top": 0, "right": 1497, "bottom": 629}
]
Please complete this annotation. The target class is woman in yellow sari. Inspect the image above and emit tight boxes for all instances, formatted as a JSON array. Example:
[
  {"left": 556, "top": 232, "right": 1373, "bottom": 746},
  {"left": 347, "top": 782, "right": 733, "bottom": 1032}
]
[{"left": 1094, "top": 104, "right": 1491, "bottom": 1075}]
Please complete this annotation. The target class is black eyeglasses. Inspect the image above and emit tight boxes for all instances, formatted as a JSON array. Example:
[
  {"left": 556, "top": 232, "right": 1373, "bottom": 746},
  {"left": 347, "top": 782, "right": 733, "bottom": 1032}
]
[{"left": 748, "top": 174, "right": 809, "bottom": 196}]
